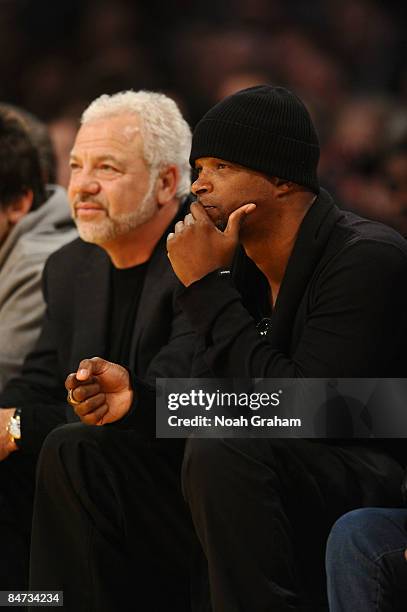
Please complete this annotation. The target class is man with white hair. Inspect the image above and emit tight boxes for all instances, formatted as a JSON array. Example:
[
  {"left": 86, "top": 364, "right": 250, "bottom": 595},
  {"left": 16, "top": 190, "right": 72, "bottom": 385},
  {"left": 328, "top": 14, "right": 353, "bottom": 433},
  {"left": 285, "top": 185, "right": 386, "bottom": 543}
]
[{"left": 0, "top": 90, "right": 196, "bottom": 607}]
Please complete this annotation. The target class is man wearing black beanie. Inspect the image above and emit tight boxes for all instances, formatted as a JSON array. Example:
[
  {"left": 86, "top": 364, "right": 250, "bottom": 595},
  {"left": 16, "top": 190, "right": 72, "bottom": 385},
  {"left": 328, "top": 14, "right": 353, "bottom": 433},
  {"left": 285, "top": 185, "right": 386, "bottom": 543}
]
[
  {"left": 166, "top": 86, "right": 407, "bottom": 610},
  {"left": 38, "top": 86, "right": 407, "bottom": 610}
]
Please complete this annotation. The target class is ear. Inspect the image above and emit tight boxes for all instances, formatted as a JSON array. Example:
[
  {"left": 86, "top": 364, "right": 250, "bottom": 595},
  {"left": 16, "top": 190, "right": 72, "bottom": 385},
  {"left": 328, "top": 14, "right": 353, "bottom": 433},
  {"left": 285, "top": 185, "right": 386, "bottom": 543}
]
[
  {"left": 270, "top": 178, "right": 296, "bottom": 199},
  {"left": 156, "top": 165, "right": 179, "bottom": 206},
  {"left": 6, "top": 191, "right": 34, "bottom": 226}
]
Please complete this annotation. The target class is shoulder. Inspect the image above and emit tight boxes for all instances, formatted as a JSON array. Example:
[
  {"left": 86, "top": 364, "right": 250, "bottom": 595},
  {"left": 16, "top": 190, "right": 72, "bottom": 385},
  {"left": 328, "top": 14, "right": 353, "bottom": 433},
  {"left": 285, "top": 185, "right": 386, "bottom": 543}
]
[
  {"left": 308, "top": 214, "right": 407, "bottom": 312},
  {"left": 2, "top": 186, "right": 77, "bottom": 266},
  {"left": 324, "top": 210, "right": 407, "bottom": 271},
  {"left": 45, "top": 239, "right": 108, "bottom": 275}
]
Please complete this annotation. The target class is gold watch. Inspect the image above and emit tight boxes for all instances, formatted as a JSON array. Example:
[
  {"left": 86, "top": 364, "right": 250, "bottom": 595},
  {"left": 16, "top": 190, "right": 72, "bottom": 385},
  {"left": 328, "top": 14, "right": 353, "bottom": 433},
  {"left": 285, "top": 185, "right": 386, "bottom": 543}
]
[{"left": 7, "top": 408, "right": 21, "bottom": 443}]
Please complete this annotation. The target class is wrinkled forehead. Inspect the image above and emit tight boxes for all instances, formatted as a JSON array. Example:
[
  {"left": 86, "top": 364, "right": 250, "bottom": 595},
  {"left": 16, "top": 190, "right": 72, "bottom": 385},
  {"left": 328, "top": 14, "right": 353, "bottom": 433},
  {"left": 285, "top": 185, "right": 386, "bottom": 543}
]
[{"left": 72, "top": 114, "right": 143, "bottom": 155}]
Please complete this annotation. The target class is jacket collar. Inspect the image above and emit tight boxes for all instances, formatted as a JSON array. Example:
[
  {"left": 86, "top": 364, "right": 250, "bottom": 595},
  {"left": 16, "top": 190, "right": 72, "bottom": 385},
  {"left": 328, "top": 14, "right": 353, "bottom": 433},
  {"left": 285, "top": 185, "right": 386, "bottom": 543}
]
[
  {"left": 270, "top": 188, "right": 343, "bottom": 349},
  {"left": 128, "top": 196, "right": 192, "bottom": 369},
  {"left": 70, "top": 195, "right": 194, "bottom": 369}
]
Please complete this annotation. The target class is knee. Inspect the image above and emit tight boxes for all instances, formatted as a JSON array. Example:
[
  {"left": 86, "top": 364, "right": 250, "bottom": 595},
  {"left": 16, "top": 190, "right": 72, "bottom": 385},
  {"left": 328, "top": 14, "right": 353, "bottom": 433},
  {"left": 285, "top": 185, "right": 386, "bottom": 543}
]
[
  {"left": 38, "top": 423, "right": 101, "bottom": 479},
  {"left": 41, "top": 422, "right": 99, "bottom": 454},
  {"left": 326, "top": 508, "right": 389, "bottom": 570}
]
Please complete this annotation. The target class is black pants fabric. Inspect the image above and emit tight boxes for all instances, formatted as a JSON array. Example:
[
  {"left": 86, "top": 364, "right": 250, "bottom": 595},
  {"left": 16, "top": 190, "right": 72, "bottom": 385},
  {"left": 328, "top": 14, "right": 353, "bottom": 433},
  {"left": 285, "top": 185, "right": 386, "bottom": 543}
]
[
  {"left": 182, "top": 438, "right": 404, "bottom": 612},
  {"left": 0, "top": 451, "right": 36, "bottom": 590},
  {"left": 30, "top": 423, "right": 196, "bottom": 612}
]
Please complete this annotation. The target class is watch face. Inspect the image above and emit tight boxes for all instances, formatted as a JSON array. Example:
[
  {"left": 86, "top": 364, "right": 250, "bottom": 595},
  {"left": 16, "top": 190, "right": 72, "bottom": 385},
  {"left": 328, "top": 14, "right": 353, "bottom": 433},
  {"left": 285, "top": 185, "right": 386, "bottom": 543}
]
[{"left": 8, "top": 416, "right": 21, "bottom": 440}]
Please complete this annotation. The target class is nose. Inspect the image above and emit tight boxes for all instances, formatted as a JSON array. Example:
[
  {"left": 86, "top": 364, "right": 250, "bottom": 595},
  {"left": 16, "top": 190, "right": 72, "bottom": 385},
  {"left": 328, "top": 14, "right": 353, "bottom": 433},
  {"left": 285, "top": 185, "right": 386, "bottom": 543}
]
[
  {"left": 69, "top": 169, "right": 101, "bottom": 197},
  {"left": 191, "top": 171, "right": 212, "bottom": 196}
]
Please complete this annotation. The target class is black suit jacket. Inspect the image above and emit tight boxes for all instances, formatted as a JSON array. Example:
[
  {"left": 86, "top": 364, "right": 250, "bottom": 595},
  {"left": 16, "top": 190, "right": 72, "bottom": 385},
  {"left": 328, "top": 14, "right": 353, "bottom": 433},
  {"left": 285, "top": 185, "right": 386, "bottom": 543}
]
[
  {"left": 179, "top": 189, "right": 407, "bottom": 463},
  {"left": 180, "top": 188, "right": 407, "bottom": 378},
  {"left": 0, "top": 213, "right": 196, "bottom": 453}
]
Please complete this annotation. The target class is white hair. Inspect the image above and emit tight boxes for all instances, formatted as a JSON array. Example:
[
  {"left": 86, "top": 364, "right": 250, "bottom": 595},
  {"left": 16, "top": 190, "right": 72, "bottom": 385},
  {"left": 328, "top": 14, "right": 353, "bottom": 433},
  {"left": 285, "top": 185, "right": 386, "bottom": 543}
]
[{"left": 81, "top": 90, "right": 192, "bottom": 198}]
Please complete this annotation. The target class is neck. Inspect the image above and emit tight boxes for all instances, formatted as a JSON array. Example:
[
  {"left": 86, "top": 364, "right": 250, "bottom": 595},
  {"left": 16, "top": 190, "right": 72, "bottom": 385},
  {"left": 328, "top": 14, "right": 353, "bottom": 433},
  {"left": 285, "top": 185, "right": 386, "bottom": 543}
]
[
  {"left": 242, "top": 193, "right": 316, "bottom": 305},
  {"left": 102, "top": 199, "right": 179, "bottom": 269}
]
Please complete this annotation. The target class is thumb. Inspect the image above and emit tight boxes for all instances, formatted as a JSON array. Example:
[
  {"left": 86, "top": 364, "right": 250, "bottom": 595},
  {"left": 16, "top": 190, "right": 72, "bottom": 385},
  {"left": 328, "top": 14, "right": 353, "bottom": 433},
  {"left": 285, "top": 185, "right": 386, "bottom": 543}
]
[
  {"left": 76, "top": 357, "right": 110, "bottom": 381},
  {"left": 224, "top": 203, "right": 256, "bottom": 238}
]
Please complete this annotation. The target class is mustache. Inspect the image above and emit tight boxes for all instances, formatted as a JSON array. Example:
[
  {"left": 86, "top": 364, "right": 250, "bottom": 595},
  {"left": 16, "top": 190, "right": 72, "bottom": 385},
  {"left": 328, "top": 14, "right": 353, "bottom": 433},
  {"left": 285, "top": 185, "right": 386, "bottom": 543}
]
[{"left": 195, "top": 198, "right": 218, "bottom": 208}]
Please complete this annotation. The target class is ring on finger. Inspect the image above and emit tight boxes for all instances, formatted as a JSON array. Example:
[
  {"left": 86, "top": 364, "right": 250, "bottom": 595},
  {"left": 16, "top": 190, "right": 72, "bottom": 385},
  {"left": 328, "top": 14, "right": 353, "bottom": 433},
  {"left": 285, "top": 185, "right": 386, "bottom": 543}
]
[{"left": 67, "top": 388, "right": 81, "bottom": 406}]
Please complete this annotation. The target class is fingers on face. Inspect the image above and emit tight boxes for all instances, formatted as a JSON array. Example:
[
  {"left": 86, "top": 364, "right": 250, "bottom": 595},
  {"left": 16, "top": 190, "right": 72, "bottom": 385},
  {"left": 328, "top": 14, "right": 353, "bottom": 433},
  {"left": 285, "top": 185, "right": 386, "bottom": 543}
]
[
  {"left": 190, "top": 201, "right": 211, "bottom": 223},
  {"left": 176, "top": 212, "right": 198, "bottom": 231},
  {"left": 174, "top": 220, "right": 185, "bottom": 234},
  {"left": 232, "top": 202, "right": 256, "bottom": 222},
  {"left": 184, "top": 213, "right": 195, "bottom": 226},
  {"left": 167, "top": 216, "right": 195, "bottom": 250},
  {"left": 166, "top": 204, "right": 211, "bottom": 252}
]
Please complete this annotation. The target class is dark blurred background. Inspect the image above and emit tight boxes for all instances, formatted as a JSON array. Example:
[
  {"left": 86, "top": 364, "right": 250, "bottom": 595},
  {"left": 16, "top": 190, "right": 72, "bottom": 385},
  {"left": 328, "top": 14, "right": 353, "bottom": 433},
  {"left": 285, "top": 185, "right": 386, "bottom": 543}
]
[{"left": 1, "top": 0, "right": 406, "bottom": 233}]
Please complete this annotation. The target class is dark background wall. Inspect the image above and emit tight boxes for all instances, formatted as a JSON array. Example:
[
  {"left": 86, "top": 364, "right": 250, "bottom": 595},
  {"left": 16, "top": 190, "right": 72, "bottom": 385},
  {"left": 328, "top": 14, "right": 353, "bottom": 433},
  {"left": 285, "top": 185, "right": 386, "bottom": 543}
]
[{"left": 1, "top": 0, "right": 406, "bottom": 231}]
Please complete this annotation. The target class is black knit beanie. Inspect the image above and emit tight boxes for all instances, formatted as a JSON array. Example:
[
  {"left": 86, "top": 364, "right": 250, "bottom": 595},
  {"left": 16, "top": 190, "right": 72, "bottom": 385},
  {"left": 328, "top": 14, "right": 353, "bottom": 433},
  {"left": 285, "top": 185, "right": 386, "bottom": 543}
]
[{"left": 190, "top": 85, "right": 320, "bottom": 194}]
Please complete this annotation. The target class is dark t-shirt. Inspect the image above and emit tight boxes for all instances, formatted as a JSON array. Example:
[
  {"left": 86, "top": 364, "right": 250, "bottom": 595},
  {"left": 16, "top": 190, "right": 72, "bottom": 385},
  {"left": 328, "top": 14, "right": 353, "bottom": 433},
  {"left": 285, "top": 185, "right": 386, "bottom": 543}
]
[{"left": 108, "top": 262, "right": 148, "bottom": 366}]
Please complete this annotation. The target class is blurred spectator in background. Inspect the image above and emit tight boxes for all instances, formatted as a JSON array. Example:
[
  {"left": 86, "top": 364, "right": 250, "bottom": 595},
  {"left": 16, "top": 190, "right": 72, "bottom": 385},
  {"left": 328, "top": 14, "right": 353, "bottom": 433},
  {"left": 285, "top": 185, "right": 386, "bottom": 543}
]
[
  {"left": 0, "top": 104, "right": 57, "bottom": 185},
  {"left": 319, "top": 98, "right": 407, "bottom": 236},
  {"left": 378, "top": 139, "right": 407, "bottom": 236},
  {"left": 48, "top": 115, "right": 78, "bottom": 188},
  {"left": 0, "top": 107, "right": 76, "bottom": 391}
]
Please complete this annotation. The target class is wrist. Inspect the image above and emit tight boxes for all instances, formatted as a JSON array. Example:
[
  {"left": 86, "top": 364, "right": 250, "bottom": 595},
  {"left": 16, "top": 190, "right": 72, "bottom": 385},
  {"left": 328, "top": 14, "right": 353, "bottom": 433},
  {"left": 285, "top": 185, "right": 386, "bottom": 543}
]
[{"left": 6, "top": 437, "right": 18, "bottom": 454}]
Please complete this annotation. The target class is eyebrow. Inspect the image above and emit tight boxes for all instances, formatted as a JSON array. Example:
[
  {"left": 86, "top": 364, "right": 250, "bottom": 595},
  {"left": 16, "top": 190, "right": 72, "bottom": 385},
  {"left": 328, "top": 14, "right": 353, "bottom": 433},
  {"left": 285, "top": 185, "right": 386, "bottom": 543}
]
[{"left": 69, "top": 153, "right": 123, "bottom": 164}]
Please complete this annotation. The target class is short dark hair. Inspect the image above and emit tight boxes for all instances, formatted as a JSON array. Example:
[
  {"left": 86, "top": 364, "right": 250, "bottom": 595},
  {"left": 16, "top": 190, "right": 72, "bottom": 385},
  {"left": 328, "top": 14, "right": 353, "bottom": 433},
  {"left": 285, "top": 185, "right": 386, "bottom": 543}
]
[
  {"left": 0, "top": 110, "right": 46, "bottom": 211},
  {"left": 0, "top": 103, "right": 57, "bottom": 185}
]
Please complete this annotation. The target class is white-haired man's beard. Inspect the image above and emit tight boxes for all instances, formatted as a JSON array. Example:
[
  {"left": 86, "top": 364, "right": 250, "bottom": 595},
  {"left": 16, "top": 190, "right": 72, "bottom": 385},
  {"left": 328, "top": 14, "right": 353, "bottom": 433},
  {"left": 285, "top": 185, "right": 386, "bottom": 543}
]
[{"left": 73, "top": 176, "right": 157, "bottom": 244}]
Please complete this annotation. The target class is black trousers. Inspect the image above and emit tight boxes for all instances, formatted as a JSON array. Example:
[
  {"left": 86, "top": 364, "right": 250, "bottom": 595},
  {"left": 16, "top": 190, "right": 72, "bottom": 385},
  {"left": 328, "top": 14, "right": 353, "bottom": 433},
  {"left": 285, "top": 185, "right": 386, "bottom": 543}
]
[
  {"left": 30, "top": 423, "right": 196, "bottom": 612},
  {"left": 182, "top": 438, "right": 404, "bottom": 612},
  {"left": 0, "top": 451, "right": 36, "bottom": 590}
]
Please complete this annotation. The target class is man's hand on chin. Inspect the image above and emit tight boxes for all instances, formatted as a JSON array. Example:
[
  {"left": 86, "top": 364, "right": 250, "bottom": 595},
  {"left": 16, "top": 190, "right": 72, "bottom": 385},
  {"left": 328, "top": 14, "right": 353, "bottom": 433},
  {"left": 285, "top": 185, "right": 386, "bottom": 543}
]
[
  {"left": 166, "top": 201, "right": 256, "bottom": 286},
  {"left": 66, "top": 357, "right": 133, "bottom": 426},
  {"left": 0, "top": 408, "right": 19, "bottom": 461}
]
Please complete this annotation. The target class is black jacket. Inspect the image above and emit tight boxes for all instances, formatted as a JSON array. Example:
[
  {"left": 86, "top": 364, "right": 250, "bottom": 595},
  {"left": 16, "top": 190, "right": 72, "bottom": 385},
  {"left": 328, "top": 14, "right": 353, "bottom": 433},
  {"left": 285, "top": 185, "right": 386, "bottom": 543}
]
[
  {"left": 0, "top": 213, "right": 196, "bottom": 453},
  {"left": 180, "top": 188, "right": 407, "bottom": 379},
  {"left": 178, "top": 189, "right": 407, "bottom": 463}
]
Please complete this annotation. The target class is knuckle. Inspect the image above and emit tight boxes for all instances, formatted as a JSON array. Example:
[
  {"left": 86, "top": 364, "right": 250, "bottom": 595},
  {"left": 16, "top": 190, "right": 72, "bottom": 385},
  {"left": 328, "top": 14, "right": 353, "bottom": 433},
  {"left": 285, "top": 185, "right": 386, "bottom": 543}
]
[
  {"left": 83, "top": 397, "right": 95, "bottom": 411},
  {"left": 74, "top": 387, "right": 84, "bottom": 401},
  {"left": 81, "top": 413, "right": 96, "bottom": 425},
  {"left": 73, "top": 405, "right": 84, "bottom": 417},
  {"left": 65, "top": 374, "right": 75, "bottom": 387}
]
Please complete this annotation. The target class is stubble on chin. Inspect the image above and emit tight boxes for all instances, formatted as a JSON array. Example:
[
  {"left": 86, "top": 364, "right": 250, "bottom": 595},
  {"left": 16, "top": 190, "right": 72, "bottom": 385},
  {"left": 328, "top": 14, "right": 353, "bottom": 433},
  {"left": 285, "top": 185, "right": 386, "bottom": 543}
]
[
  {"left": 75, "top": 197, "right": 157, "bottom": 245},
  {"left": 215, "top": 219, "right": 227, "bottom": 232},
  {"left": 73, "top": 174, "right": 158, "bottom": 244},
  {"left": 206, "top": 209, "right": 228, "bottom": 232},
  {"left": 76, "top": 220, "right": 116, "bottom": 244}
]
